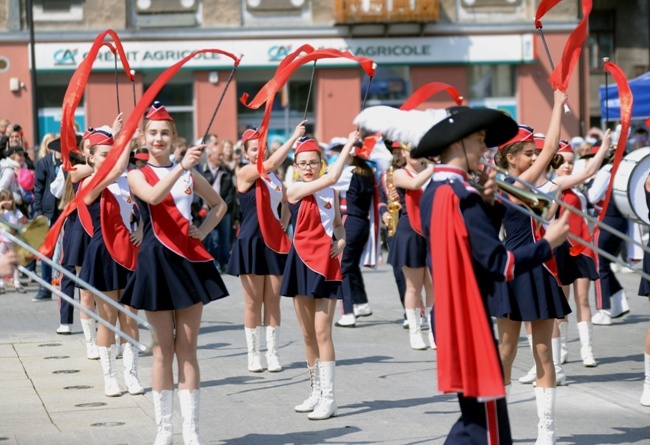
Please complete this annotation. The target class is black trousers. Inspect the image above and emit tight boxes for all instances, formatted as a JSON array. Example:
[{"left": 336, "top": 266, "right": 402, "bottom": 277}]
[
  {"left": 341, "top": 215, "right": 370, "bottom": 314},
  {"left": 446, "top": 394, "right": 512, "bottom": 445}
]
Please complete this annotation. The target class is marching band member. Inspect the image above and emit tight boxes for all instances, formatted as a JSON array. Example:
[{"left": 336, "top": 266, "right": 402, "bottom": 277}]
[
  {"left": 78, "top": 125, "right": 144, "bottom": 398},
  {"left": 282, "top": 132, "right": 358, "bottom": 421},
  {"left": 226, "top": 121, "right": 305, "bottom": 372},
  {"left": 334, "top": 142, "right": 379, "bottom": 328},
  {"left": 120, "top": 102, "right": 228, "bottom": 445},
  {"left": 587, "top": 152, "right": 631, "bottom": 325},
  {"left": 402, "top": 103, "right": 569, "bottom": 444},
  {"left": 550, "top": 133, "right": 610, "bottom": 367},
  {"left": 492, "top": 90, "right": 571, "bottom": 444},
  {"left": 387, "top": 145, "right": 434, "bottom": 349},
  {"left": 640, "top": 172, "right": 650, "bottom": 407}
]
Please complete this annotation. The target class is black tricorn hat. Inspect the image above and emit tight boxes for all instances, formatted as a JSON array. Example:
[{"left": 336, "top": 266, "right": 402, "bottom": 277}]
[
  {"left": 411, "top": 107, "right": 519, "bottom": 159},
  {"left": 47, "top": 134, "right": 83, "bottom": 153}
]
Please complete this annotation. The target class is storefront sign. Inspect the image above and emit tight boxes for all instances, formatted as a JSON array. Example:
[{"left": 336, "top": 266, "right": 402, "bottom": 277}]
[{"left": 34, "top": 34, "right": 535, "bottom": 71}]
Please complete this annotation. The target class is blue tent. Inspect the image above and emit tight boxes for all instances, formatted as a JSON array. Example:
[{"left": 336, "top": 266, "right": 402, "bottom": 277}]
[{"left": 600, "top": 70, "right": 650, "bottom": 120}]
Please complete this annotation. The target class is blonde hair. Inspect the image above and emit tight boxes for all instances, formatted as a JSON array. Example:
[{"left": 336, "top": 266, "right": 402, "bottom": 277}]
[
  {"left": 38, "top": 133, "right": 57, "bottom": 161},
  {"left": 0, "top": 189, "right": 16, "bottom": 212},
  {"left": 144, "top": 119, "right": 177, "bottom": 136}
]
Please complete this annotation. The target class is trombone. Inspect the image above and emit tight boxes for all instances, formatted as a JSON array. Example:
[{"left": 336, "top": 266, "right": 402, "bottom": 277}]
[
  {"left": 475, "top": 160, "right": 650, "bottom": 282},
  {"left": 0, "top": 217, "right": 157, "bottom": 353}
]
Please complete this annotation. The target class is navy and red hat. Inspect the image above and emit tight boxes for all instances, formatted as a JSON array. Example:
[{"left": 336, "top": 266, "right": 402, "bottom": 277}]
[
  {"left": 86, "top": 126, "right": 114, "bottom": 147},
  {"left": 498, "top": 124, "right": 535, "bottom": 150},
  {"left": 145, "top": 101, "right": 173, "bottom": 121},
  {"left": 241, "top": 128, "right": 261, "bottom": 144},
  {"left": 558, "top": 140, "right": 572, "bottom": 154},
  {"left": 294, "top": 137, "right": 320, "bottom": 156}
]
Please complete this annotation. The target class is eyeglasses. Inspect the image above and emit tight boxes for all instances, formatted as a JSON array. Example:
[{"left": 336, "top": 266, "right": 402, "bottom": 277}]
[{"left": 296, "top": 160, "right": 321, "bottom": 170}]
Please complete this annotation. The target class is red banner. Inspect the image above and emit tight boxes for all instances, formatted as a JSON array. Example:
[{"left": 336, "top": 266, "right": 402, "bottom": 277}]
[{"left": 535, "top": 0, "right": 592, "bottom": 92}]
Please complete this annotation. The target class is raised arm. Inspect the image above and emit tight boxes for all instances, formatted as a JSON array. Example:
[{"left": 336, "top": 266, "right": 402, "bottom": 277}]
[
  {"left": 83, "top": 143, "right": 133, "bottom": 205},
  {"left": 287, "top": 130, "right": 359, "bottom": 203},
  {"left": 518, "top": 90, "right": 568, "bottom": 187},
  {"left": 238, "top": 121, "right": 306, "bottom": 189},
  {"left": 393, "top": 164, "right": 434, "bottom": 190},
  {"left": 128, "top": 145, "right": 203, "bottom": 206},
  {"left": 553, "top": 129, "right": 611, "bottom": 191}
]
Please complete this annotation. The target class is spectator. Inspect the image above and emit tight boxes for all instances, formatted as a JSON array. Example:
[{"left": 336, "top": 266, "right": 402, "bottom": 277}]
[
  {"left": 31, "top": 145, "right": 63, "bottom": 301},
  {"left": 171, "top": 136, "right": 188, "bottom": 164},
  {"left": 201, "top": 141, "right": 236, "bottom": 271},
  {"left": 0, "top": 188, "right": 26, "bottom": 294},
  {"left": 222, "top": 139, "right": 236, "bottom": 171},
  {"left": 0, "top": 146, "right": 26, "bottom": 208},
  {"left": 37, "top": 133, "right": 58, "bottom": 161}
]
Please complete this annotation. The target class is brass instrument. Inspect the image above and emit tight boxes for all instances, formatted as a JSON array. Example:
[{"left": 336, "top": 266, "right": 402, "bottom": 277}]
[
  {"left": 385, "top": 164, "right": 402, "bottom": 237},
  {"left": 0, "top": 222, "right": 157, "bottom": 353},
  {"left": 472, "top": 159, "right": 650, "bottom": 281}
]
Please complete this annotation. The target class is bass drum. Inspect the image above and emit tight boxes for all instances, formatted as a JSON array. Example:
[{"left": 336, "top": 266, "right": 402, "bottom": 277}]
[{"left": 613, "top": 146, "right": 650, "bottom": 225}]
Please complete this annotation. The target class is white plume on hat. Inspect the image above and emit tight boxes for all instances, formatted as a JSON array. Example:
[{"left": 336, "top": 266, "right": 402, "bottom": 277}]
[{"left": 353, "top": 105, "right": 449, "bottom": 147}]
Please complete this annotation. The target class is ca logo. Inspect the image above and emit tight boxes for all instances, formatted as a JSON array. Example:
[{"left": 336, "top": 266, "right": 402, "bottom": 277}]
[{"left": 53, "top": 49, "right": 78, "bottom": 66}]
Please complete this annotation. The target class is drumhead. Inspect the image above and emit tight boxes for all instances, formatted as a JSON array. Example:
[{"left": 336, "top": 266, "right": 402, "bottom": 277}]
[{"left": 613, "top": 146, "right": 650, "bottom": 225}]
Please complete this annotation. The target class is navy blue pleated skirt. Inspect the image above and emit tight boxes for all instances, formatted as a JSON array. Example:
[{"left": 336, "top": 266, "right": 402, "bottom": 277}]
[
  {"left": 489, "top": 263, "right": 571, "bottom": 322},
  {"left": 120, "top": 239, "right": 228, "bottom": 312},
  {"left": 280, "top": 247, "right": 342, "bottom": 299},
  {"left": 226, "top": 235, "right": 287, "bottom": 276},
  {"left": 79, "top": 237, "right": 131, "bottom": 292},
  {"left": 387, "top": 216, "right": 427, "bottom": 269},
  {"left": 67, "top": 217, "right": 91, "bottom": 268},
  {"left": 555, "top": 242, "right": 599, "bottom": 285}
]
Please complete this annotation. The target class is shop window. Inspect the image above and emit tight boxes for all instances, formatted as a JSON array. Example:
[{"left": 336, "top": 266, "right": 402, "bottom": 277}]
[
  {"left": 144, "top": 74, "right": 195, "bottom": 142},
  {"left": 36, "top": 73, "right": 85, "bottom": 139},
  {"left": 242, "top": 0, "right": 310, "bottom": 25},
  {"left": 460, "top": 0, "right": 522, "bottom": 7},
  {"left": 361, "top": 66, "right": 410, "bottom": 107},
  {"left": 33, "top": 0, "right": 84, "bottom": 22},
  {"left": 467, "top": 65, "right": 515, "bottom": 99},
  {"left": 588, "top": 10, "right": 615, "bottom": 70},
  {"left": 246, "top": 0, "right": 306, "bottom": 12}
]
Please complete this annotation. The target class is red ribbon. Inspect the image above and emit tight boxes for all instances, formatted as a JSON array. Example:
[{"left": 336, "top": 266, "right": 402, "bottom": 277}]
[
  {"left": 535, "top": 0, "right": 592, "bottom": 92},
  {"left": 596, "top": 61, "right": 633, "bottom": 227},
  {"left": 40, "top": 47, "right": 241, "bottom": 257},
  {"left": 399, "top": 82, "right": 463, "bottom": 111},
  {"left": 60, "top": 30, "right": 136, "bottom": 171},
  {"left": 240, "top": 47, "right": 375, "bottom": 178}
]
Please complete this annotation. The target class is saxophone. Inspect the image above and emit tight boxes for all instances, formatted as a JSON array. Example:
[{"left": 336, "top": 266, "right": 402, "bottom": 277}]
[{"left": 385, "top": 164, "right": 402, "bottom": 237}]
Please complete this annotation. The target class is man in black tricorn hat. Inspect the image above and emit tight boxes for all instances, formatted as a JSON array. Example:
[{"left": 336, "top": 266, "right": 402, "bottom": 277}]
[
  {"left": 352, "top": 102, "right": 571, "bottom": 443},
  {"left": 410, "top": 106, "right": 569, "bottom": 444}
]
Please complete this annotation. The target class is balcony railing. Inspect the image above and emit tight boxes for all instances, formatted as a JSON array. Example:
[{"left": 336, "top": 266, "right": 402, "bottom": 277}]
[{"left": 334, "top": 0, "right": 439, "bottom": 24}]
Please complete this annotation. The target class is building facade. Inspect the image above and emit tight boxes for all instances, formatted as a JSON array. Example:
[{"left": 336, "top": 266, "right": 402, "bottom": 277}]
[{"left": 0, "top": 0, "right": 599, "bottom": 147}]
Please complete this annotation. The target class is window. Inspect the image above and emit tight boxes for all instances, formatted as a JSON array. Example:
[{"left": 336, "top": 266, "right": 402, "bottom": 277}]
[
  {"left": 134, "top": 0, "right": 200, "bottom": 28},
  {"left": 588, "top": 10, "right": 615, "bottom": 70},
  {"left": 236, "top": 68, "right": 315, "bottom": 140},
  {"left": 143, "top": 71, "right": 195, "bottom": 142},
  {"left": 33, "top": 0, "right": 84, "bottom": 22},
  {"left": 362, "top": 66, "right": 410, "bottom": 107},
  {"left": 467, "top": 65, "right": 515, "bottom": 99}
]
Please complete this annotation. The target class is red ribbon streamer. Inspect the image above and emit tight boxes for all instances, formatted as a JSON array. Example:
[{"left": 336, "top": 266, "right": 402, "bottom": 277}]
[
  {"left": 399, "top": 82, "right": 464, "bottom": 111},
  {"left": 596, "top": 61, "right": 633, "bottom": 228},
  {"left": 60, "top": 30, "right": 136, "bottom": 171},
  {"left": 40, "top": 47, "right": 241, "bottom": 257},
  {"left": 240, "top": 47, "right": 375, "bottom": 178},
  {"left": 535, "top": 0, "right": 592, "bottom": 92}
]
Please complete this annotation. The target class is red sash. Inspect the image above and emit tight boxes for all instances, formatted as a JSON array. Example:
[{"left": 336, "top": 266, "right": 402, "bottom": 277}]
[
  {"left": 561, "top": 189, "right": 595, "bottom": 260},
  {"left": 293, "top": 192, "right": 342, "bottom": 281},
  {"left": 531, "top": 218, "right": 562, "bottom": 286},
  {"left": 255, "top": 175, "right": 290, "bottom": 254},
  {"left": 403, "top": 170, "right": 424, "bottom": 236},
  {"left": 77, "top": 201, "right": 94, "bottom": 237},
  {"left": 100, "top": 188, "right": 138, "bottom": 271},
  {"left": 140, "top": 166, "right": 213, "bottom": 262},
  {"left": 431, "top": 184, "right": 505, "bottom": 400}
]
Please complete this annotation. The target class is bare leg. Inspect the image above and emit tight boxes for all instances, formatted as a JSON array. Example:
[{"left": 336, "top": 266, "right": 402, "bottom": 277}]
[
  {"left": 95, "top": 290, "right": 119, "bottom": 347},
  {"left": 497, "top": 317, "right": 523, "bottom": 385},
  {"left": 175, "top": 303, "right": 204, "bottom": 391},
  {"left": 145, "top": 310, "right": 175, "bottom": 391},
  {"left": 532, "top": 318, "right": 556, "bottom": 388},
  {"left": 263, "top": 275, "right": 282, "bottom": 327},
  {"left": 574, "top": 278, "right": 592, "bottom": 322},
  {"left": 241, "top": 274, "right": 265, "bottom": 328},
  {"left": 293, "top": 296, "right": 319, "bottom": 366},
  {"left": 314, "top": 298, "right": 337, "bottom": 362}
]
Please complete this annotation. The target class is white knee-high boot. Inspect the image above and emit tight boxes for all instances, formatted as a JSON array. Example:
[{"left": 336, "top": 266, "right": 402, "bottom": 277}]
[
  {"left": 405, "top": 308, "right": 426, "bottom": 350},
  {"left": 179, "top": 389, "right": 202, "bottom": 445},
  {"left": 308, "top": 361, "right": 337, "bottom": 420},
  {"left": 551, "top": 337, "right": 567, "bottom": 386},
  {"left": 558, "top": 320, "right": 569, "bottom": 364},
  {"left": 519, "top": 334, "right": 537, "bottom": 384},
  {"left": 153, "top": 390, "right": 174, "bottom": 445},
  {"left": 295, "top": 359, "right": 320, "bottom": 412},
  {"left": 244, "top": 327, "right": 263, "bottom": 372},
  {"left": 641, "top": 353, "right": 650, "bottom": 406},
  {"left": 425, "top": 306, "right": 436, "bottom": 350},
  {"left": 81, "top": 318, "right": 99, "bottom": 360},
  {"left": 98, "top": 344, "right": 121, "bottom": 397},
  {"left": 265, "top": 326, "right": 282, "bottom": 372},
  {"left": 577, "top": 321, "right": 597, "bottom": 367},
  {"left": 535, "top": 387, "right": 557, "bottom": 445},
  {"left": 122, "top": 343, "right": 145, "bottom": 395}
]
